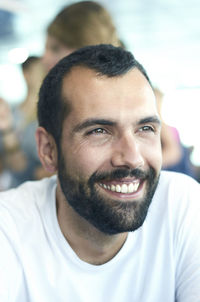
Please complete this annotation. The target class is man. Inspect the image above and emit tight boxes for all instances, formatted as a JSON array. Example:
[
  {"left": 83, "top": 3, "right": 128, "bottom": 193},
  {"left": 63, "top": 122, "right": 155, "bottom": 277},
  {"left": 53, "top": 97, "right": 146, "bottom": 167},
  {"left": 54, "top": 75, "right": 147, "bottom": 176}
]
[{"left": 0, "top": 45, "right": 199, "bottom": 301}]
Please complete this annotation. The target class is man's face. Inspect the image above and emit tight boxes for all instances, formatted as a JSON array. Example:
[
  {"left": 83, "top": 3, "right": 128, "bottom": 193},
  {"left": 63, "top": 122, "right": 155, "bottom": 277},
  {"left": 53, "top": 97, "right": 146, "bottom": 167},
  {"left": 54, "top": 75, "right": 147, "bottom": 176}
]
[
  {"left": 57, "top": 66, "right": 162, "bottom": 235},
  {"left": 42, "top": 35, "right": 75, "bottom": 72}
]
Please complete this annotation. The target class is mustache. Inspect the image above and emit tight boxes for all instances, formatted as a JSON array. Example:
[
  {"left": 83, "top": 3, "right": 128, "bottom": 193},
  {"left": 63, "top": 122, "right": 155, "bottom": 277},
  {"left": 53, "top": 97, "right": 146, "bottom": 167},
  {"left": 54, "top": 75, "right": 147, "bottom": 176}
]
[{"left": 89, "top": 168, "right": 152, "bottom": 183}]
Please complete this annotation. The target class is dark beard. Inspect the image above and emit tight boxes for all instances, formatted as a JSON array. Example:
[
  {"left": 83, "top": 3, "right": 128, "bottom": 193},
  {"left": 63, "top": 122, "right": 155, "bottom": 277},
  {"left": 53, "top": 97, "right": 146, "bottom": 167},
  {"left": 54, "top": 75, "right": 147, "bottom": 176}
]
[{"left": 58, "top": 156, "right": 160, "bottom": 235}]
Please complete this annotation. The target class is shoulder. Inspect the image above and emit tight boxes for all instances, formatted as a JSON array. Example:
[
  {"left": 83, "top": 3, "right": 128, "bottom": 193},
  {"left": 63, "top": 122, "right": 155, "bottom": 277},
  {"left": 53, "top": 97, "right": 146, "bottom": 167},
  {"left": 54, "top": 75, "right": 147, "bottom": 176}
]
[
  {"left": 0, "top": 174, "right": 56, "bottom": 247},
  {"left": 0, "top": 175, "right": 57, "bottom": 220},
  {"left": 0, "top": 175, "right": 57, "bottom": 252},
  {"left": 158, "top": 170, "right": 200, "bottom": 195},
  {"left": 157, "top": 173, "right": 200, "bottom": 299},
  {"left": 154, "top": 171, "right": 200, "bottom": 224}
]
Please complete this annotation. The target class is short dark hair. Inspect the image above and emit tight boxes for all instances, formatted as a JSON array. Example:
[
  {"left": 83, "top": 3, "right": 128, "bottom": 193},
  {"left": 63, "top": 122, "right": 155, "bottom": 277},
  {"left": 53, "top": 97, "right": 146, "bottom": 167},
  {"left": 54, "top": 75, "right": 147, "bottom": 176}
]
[{"left": 38, "top": 44, "right": 151, "bottom": 145}]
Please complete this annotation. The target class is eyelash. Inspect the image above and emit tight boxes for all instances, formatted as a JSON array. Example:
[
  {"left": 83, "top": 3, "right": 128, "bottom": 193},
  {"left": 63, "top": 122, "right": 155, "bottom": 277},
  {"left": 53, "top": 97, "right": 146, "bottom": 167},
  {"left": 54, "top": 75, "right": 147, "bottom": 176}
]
[
  {"left": 139, "top": 125, "right": 155, "bottom": 133},
  {"left": 87, "top": 128, "right": 108, "bottom": 135},
  {"left": 86, "top": 125, "right": 156, "bottom": 136}
]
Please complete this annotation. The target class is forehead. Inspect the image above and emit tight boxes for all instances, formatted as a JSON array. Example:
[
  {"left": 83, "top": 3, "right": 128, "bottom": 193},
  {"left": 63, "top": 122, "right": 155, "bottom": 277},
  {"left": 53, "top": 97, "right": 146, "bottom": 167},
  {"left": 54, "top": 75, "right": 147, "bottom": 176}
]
[{"left": 61, "top": 66, "right": 157, "bottom": 123}]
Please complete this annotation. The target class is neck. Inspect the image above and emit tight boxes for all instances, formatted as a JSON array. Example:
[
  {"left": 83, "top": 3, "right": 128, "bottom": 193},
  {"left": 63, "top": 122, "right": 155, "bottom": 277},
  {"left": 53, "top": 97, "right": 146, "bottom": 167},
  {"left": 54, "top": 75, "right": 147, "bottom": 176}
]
[{"left": 56, "top": 182, "right": 128, "bottom": 265}]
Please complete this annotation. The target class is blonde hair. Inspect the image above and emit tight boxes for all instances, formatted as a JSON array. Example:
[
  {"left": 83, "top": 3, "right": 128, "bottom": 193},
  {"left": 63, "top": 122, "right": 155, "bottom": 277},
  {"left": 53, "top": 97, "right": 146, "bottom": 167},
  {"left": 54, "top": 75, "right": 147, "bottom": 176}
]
[{"left": 47, "top": 1, "right": 121, "bottom": 49}]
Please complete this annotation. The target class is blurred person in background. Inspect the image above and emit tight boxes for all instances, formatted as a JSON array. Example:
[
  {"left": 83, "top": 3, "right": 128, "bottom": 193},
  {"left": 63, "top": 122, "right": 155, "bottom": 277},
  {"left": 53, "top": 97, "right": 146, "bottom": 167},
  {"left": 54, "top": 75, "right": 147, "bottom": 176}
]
[
  {"left": 0, "top": 1, "right": 122, "bottom": 189},
  {"left": 154, "top": 87, "right": 195, "bottom": 177},
  {"left": 43, "top": 1, "right": 122, "bottom": 71},
  {"left": 0, "top": 150, "right": 13, "bottom": 190},
  {"left": 0, "top": 56, "right": 46, "bottom": 188}
]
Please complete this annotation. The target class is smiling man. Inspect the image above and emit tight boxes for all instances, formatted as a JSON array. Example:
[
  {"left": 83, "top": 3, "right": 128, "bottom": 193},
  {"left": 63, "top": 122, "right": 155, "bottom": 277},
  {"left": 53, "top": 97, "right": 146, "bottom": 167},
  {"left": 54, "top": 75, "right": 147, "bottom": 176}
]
[
  {"left": 0, "top": 45, "right": 200, "bottom": 302},
  {"left": 54, "top": 65, "right": 162, "bottom": 237}
]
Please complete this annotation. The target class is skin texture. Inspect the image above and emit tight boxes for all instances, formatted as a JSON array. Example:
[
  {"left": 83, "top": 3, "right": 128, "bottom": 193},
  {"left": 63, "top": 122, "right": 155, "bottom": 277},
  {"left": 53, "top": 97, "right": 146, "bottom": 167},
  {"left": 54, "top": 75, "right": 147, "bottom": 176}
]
[
  {"left": 42, "top": 35, "right": 74, "bottom": 72},
  {"left": 36, "top": 66, "right": 162, "bottom": 264}
]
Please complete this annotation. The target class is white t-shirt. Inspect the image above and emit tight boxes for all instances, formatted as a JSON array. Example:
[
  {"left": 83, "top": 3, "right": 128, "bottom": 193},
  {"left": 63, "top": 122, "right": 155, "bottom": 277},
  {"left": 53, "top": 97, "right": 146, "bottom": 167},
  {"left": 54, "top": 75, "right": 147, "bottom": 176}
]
[{"left": 0, "top": 171, "right": 200, "bottom": 302}]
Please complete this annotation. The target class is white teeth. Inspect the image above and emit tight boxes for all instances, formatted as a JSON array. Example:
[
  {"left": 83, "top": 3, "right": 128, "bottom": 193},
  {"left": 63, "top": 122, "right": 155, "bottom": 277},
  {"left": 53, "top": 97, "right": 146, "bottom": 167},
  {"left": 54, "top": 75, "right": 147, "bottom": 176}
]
[
  {"left": 100, "top": 181, "right": 140, "bottom": 194},
  {"left": 116, "top": 184, "right": 121, "bottom": 192},
  {"left": 121, "top": 184, "right": 128, "bottom": 193},
  {"left": 128, "top": 183, "right": 134, "bottom": 193},
  {"left": 111, "top": 185, "right": 115, "bottom": 192}
]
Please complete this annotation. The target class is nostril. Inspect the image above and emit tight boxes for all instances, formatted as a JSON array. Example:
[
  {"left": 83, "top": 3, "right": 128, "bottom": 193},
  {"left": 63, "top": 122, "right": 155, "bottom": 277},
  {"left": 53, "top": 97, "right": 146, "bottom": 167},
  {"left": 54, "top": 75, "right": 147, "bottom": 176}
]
[{"left": 111, "top": 136, "right": 144, "bottom": 169}]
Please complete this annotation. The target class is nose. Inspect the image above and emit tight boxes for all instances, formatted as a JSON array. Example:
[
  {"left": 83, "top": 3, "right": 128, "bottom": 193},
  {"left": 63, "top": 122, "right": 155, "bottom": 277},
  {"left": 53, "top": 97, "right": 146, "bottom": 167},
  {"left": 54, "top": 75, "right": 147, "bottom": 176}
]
[{"left": 111, "top": 133, "right": 144, "bottom": 169}]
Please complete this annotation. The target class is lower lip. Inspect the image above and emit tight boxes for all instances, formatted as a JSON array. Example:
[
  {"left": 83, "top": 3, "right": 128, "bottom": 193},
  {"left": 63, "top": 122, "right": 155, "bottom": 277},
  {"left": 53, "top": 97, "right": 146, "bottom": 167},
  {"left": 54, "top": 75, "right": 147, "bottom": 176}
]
[{"left": 98, "top": 181, "right": 145, "bottom": 200}]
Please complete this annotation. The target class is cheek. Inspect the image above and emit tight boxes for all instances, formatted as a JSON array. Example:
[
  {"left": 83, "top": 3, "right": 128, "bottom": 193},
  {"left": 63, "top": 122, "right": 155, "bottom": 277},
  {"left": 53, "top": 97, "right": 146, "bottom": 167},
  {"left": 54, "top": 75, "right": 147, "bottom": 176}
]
[
  {"left": 56, "top": 53, "right": 64, "bottom": 63},
  {"left": 57, "top": 49, "right": 73, "bottom": 63},
  {"left": 52, "top": 55, "right": 62, "bottom": 67},
  {"left": 143, "top": 139, "right": 162, "bottom": 171},
  {"left": 47, "top": 51, "right": 62, "bottom": 67},
  {"left": 64, "top": 142, "right": 110, "bottom": 177}
]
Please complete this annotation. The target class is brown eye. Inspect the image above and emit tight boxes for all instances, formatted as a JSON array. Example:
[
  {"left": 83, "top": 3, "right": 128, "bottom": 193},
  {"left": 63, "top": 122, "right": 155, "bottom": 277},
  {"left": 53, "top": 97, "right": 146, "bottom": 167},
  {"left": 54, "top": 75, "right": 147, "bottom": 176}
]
[
  {"left": 89, "top": 128, "right": 107, "bottom": 135},
  {"left": 139, "top": 126, "right": 155, "bottom": 133}
]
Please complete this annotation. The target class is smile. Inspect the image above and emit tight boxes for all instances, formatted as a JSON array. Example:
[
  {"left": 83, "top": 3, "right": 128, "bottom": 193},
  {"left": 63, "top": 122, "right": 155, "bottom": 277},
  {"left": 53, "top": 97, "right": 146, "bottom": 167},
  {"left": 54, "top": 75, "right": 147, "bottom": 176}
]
[{"left": 99, "top": 181, "right": 140, "bottom": 194}]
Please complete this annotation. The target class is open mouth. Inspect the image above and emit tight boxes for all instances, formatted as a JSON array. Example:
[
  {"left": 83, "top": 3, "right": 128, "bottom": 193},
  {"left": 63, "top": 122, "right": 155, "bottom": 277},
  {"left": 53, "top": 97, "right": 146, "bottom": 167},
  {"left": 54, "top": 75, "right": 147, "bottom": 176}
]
[{"left": 99, "top": 179, "right": 141, "bottom": 194}]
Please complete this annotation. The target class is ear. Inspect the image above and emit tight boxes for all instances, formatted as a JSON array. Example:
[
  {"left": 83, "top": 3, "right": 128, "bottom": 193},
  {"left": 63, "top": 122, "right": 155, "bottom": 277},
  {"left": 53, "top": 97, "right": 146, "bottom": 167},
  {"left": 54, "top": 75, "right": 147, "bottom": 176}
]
[{"left": 35, "top": 127, "right": 58, "bottom": 173}]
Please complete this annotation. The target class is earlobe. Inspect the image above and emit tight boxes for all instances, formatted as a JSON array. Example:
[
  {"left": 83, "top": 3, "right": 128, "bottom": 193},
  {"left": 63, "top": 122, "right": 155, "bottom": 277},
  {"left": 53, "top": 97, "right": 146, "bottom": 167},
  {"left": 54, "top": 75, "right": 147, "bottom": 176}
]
[{"left": 35, "top": 127, "right": 58, "bottom": 173}]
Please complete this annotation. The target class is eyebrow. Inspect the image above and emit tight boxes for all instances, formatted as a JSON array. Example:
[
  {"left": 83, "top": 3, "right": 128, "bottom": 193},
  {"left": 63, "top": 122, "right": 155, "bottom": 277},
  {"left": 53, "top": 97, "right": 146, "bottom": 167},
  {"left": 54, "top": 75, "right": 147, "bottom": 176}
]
[
  {"left": 73, "top": 119, "right": 116, "bottom": 132},
  {"left": 138, "top": 115, "right": 161, "bottom": 126},
  {"left": 73, "top": 115, "right": 161, "bottom": 133}
]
